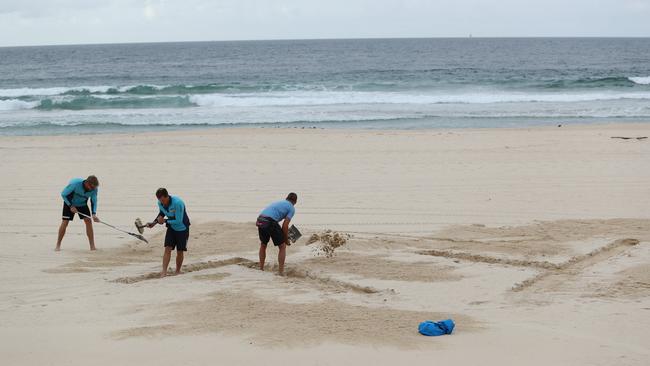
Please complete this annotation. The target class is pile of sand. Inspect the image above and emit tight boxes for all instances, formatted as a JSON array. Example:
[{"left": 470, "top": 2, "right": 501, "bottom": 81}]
[{"left": 306, "top": 230, "right": 351, "bottom": 257}]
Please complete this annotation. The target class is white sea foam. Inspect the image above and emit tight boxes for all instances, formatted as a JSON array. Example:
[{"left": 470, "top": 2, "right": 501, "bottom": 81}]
[
  {"left": 629, "top": 76, "right": 650, "bottom": 85},
  {"left": 3, "top": 88, "right": 650, "bottom": 114},
  {"left": 2, "top": 98, "right": 650, "bottom": 131},
  {"left": 2, "top": 83, "right": 650, "bottom": 105},
  {"left": 0, "top": 99, "right": 39, "bottom": 111},
  {"left": 190, "top": 90, "right": 650, "bottom": 107}
]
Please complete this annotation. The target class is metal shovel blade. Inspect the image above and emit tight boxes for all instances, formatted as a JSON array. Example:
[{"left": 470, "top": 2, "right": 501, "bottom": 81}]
[
  {"left": 134, "top": 218, "right": 145, "bottom": 234},
  {"left": 288, "top": 225, "right": 302, "bottom": 243}
]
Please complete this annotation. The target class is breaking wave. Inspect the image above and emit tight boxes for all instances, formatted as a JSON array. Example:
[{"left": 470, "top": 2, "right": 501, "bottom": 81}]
[{"left": 1, "top": 88, "right": 650, "bottom": 111}]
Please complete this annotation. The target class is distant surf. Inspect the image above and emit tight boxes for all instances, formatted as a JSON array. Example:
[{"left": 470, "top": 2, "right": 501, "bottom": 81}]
[
  {"left": 1, "top": 39, "right": 649, "bottom": 135},
  {"left": 1, "top": 80, "right": 650, "bottom": 112}
]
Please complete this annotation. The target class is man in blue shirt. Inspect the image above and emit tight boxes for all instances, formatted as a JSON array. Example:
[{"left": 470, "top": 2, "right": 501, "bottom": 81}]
[
  {"left": 256, "top": 192, "right": 297, "bottom": 275},
  {"left": 147, "top": 188, "right": 190, "bottom": 277},
  {"left": 56, "top": 175, "right": 100, "bottom": 251}
]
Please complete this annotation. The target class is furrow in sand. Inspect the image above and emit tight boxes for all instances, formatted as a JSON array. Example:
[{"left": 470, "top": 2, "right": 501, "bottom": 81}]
[
  {"left": 511, "top": 238, "right": 640, "bottom": 291},
  {"left": 113, "top": 257, "right": 381, "bottom": 294},
  {"left": 236, "top": 262, "right": 381, "bottom": 294},
  {"left": 416, "top": 249, "right": 564, "bottom": 269},
  {"left": 113, "top": 257, "right": 254, "bottom": 284},
  {"left": 417, "top": 238, "right": 639, "bottom": 273}
]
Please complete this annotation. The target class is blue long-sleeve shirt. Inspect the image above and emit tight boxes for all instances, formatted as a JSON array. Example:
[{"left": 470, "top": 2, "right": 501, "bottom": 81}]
[
  {"left": 156, "top": 195, "right": 190, "bottom": 231},
  {"left": 61, "top": 178, "right": 98, "bottom": 214}
]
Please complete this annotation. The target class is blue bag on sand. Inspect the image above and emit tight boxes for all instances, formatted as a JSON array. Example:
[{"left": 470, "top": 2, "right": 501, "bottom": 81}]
[{"left": 418, "top": 319, "right": 455, "bottom": 336}]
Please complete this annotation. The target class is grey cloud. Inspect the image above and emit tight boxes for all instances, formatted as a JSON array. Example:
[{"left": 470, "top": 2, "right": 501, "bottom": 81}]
[{"left": 0, "top": 0, "right": 648, "bottom": 47}]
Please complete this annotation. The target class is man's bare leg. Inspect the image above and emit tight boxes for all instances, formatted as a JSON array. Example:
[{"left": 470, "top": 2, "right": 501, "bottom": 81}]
[
  {"left": 161, "top": 247, "right": 172, "bottom": 277},
  {"left": 259, "top": 244, "right": 267, "bottom": 271},
  {"left": 175, "top": 251, "right": 184, "bottom": 275},
  {"left": 55, "top": 220, "right": 69, "bottom": 251},
  {"left": 278, "top": 243, "right": 286, "bottom": 275},
  {"left": 83, "top": 218, "right": 96, "bottom": 251}
]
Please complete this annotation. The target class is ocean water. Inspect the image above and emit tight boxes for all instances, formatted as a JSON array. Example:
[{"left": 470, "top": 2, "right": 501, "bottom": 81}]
[{"left": 1, "top": 38, "right": 649, "bottom": 135}]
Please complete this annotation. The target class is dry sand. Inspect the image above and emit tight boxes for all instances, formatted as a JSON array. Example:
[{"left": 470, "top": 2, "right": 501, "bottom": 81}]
[{"left": 1, "top": 123, "right": 649, "bottom": 365}]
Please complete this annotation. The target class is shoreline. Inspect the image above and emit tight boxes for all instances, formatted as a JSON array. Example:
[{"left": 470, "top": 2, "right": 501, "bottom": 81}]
[{"left": 2, "top": 120, "right": 650, "bottom": 139}]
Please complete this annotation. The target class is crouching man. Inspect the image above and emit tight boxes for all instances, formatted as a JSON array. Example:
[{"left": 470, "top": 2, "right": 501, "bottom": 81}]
[
  {"left": 148, "top": 188, "right": 190, "bottom": 277},
  {"left": 256, "top": 192, "right": 297, "bottom": 275}
]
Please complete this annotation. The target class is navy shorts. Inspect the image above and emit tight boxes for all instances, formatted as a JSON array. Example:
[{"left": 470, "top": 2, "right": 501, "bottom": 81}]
[
  {"left": 62, "top": 203, "right": 91, "bottom": 221},
  {"left": 164, "top": 228, "right": 189, "bottom": 251},
  {"left": 256, "top": 216, "right": 284, "bottom": 246}
]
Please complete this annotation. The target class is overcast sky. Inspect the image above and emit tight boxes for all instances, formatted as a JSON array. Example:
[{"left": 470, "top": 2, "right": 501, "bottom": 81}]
[{"left": 0, "top": 0, "right": 649, "bottom": 47}]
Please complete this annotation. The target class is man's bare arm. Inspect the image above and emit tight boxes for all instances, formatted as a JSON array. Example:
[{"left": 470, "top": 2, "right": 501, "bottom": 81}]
[{"left": 282, "top": 219, "right": 291, "bottom": 245}]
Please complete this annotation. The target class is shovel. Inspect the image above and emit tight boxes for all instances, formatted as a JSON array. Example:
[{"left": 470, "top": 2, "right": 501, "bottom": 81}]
[{"left": 288, "top": 225, "right": 302, "bottom": 243}]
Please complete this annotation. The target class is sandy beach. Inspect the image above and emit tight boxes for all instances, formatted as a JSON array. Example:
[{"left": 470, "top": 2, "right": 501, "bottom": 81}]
[{"left": 1, "top": 123, "right": 649, "bottom": 365}]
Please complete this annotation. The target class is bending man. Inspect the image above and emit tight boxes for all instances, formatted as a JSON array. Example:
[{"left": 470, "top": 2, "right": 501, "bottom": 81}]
[
  {"left": 256, "top": 192, "right": 298, "bottom": 275},
  {"left": 148, "top": 188, "right": 190, "bottom": 277},
  {"left": 56, "top": 175, "right": 100, "bottom": 251}
]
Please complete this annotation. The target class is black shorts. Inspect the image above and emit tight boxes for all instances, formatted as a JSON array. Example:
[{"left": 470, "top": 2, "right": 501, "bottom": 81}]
[
  {"left": 62, "top": 203, "right": 91, "bottom": 221},
  {"left": 256, "top": 216, "right": 284, "bottom": 246},
  {"left": 164, "top": 228, "right": 189, "bottom": 251}
]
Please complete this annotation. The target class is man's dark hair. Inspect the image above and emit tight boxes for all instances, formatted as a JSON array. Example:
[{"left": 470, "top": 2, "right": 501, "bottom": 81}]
[
  {"left": 86, "top": 175, "right": 99, "bottom": 187},
  {"left": 156, "top": 188, "right": 169, "bottom": 198},
  {"left": 286, "top": 192, "right": 298, "bottom": 204}
]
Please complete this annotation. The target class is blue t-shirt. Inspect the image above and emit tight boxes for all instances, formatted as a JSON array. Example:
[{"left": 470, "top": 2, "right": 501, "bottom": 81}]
[{"left": 260, "top": 200, "right": 295, "bottom": 222}]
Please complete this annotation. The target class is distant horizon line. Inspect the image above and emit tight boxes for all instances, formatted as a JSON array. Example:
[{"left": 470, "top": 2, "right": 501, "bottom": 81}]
[{"left": 2, "top": 36, "right": 649, "bottom": 49}]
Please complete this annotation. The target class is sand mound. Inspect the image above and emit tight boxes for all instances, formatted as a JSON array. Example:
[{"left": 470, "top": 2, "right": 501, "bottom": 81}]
[
  {"left": 114, "top": 291, "right": 474, "bottom": 347},
  {"left": 306, "top": 230, "right": 351, "bottom": 257}
]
